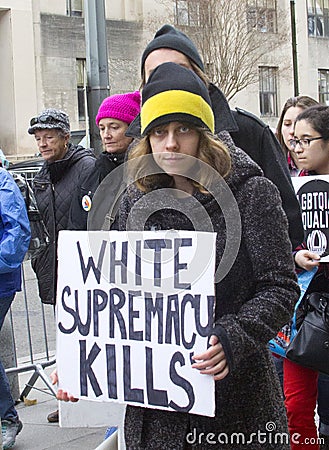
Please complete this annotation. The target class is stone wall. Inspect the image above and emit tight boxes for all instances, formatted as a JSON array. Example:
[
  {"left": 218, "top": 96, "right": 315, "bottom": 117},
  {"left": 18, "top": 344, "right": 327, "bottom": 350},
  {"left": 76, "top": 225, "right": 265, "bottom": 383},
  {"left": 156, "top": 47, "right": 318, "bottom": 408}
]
[{"left": 39, "top": 15, "right": 143, "bottom": 131}]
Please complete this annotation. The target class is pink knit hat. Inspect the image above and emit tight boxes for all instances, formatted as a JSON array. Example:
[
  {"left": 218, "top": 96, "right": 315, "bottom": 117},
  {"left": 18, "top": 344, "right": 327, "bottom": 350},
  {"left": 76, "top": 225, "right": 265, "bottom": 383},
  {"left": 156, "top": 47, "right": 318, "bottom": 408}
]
[{"left": 95, "top": 90, "right": 141, "bottom": 126}]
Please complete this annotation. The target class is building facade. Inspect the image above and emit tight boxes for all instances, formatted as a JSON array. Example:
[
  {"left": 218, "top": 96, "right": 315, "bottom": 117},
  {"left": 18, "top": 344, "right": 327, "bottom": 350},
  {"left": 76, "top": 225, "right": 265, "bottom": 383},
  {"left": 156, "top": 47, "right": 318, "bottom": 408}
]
[{"left": 0, "top": 0, "right": 328, "bottom": 159}]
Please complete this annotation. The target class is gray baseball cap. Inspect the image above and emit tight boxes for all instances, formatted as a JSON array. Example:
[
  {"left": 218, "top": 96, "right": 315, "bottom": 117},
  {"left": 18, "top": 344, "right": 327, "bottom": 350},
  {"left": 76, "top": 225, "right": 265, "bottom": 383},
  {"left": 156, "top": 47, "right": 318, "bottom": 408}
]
[{"left": 28, "top": 108, "right": 70, "bottom": 135}]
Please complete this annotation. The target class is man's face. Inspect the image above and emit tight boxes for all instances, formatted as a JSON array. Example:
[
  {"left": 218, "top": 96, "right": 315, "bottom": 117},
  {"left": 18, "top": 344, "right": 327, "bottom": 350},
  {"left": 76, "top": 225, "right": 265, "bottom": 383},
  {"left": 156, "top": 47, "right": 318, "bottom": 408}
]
[{"left": 144, "top": 49, "right": 193, "bottom": 83}]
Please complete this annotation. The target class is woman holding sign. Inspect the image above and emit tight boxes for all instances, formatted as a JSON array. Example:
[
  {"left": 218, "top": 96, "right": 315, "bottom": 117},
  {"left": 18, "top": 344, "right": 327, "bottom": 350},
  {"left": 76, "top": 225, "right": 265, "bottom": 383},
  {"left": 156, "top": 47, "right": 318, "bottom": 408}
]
[
  {"left": 113, "top": 62, "right": 299, "bottom": 449},
  {"left": 56, "top": 62, "right": 299, "bottom": 448},
  {"left": 284, "top": 105, "right": 329, "bottom": 450}
]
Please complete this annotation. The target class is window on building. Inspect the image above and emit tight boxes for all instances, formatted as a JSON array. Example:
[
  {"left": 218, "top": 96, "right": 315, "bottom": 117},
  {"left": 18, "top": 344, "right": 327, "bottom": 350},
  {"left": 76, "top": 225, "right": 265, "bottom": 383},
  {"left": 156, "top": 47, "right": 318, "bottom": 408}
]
[
  {"left": 76, "top": 59, "right": 86, "bottom": 121},
  {"left": 259, "top": 66, "right": 278, "bottom": 117},
  {"left": 247, "top": 0, "right": 277, "bottom": 33},
  {"left": 319, "top": 69, "right": 329, "bottom": 104},
  {"left": 308, "top": 0, "right": 329, "bottom": 37},
  {"left": 174, "top": 0, "right": 210, "bottom": 27},
  {"left": 67, "top": 0, "right": 83, "bottom": 17}
]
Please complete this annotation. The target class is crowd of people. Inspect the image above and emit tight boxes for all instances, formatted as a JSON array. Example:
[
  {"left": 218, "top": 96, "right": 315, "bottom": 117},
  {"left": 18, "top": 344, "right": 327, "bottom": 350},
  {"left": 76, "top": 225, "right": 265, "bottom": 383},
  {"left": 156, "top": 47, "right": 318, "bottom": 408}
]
[
  {"left": 1, "top": 23, "right": 329, "bottom": 450},
  {"left": 275, "top": 96, "right": 329, "bottom": 450}
]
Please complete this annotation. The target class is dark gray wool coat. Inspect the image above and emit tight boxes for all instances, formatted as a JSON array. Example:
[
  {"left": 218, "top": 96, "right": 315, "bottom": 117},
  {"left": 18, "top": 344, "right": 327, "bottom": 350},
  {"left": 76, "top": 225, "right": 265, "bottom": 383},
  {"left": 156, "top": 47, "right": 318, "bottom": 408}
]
[{"left": 118, "top": 133, "right": 299, "bottom": 450}]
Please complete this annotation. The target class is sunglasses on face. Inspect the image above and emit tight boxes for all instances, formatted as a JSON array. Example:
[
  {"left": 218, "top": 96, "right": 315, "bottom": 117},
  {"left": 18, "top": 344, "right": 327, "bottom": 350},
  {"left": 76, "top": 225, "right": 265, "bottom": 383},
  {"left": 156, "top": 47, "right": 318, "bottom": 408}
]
[{"left": 30, "top": 115, "right": 61, "bottom": 127}]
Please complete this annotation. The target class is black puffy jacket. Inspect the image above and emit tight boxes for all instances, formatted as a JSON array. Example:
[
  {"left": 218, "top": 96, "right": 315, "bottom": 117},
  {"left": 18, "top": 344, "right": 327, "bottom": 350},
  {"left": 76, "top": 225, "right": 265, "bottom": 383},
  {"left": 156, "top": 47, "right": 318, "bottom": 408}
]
[{"left": 32, "top": 144, "right": 95, "bottom": 304}]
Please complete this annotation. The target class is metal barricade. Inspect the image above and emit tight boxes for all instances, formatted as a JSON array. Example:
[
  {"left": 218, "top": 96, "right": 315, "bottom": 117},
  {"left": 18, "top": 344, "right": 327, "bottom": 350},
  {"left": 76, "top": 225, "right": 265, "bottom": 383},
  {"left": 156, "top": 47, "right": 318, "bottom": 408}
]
[{"left": 4, "top": 261, "right": 57, "bottom": 400}]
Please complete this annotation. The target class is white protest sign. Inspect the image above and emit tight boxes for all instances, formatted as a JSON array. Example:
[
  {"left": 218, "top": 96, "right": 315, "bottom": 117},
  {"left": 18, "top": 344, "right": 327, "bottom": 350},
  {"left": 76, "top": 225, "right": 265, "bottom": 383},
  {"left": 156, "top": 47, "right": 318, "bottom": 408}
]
[
  {"left": 56, "top": 230, "right": 216, "bottom": 417},
  {"left": 292, "top": 175, "right": 329, "bottom": 262}
]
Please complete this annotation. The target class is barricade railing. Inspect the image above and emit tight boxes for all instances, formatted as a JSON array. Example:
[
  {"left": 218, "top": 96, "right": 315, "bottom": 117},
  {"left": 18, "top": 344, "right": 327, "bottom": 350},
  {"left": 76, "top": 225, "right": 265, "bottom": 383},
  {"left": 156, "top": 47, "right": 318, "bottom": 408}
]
[{"left": 4, "top": 261, "right": 57, "bottom": 400}]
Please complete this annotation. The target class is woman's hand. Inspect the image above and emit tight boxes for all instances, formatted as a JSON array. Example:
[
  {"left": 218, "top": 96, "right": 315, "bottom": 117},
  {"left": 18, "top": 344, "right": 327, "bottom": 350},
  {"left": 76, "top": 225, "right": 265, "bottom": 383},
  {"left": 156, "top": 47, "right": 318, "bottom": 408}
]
[
  {"left": 192, "top": 335, "right": 229, "bottom": 381},
  {"left": 295, "top": 249, "right": 321, "bottom": 271},
  {"left": 50, "top": 369, "right": 79, "bottom": 403},
  {"left": 50, "top": 369, "right": 58, "bottom": 385}
]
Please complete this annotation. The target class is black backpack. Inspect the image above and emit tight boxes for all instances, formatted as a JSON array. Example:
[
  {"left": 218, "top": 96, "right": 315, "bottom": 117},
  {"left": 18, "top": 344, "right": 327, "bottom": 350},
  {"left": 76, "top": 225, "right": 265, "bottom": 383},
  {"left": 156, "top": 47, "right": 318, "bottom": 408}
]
[{"left": 10, "top": 172, "right": 49, "bottom": 259}]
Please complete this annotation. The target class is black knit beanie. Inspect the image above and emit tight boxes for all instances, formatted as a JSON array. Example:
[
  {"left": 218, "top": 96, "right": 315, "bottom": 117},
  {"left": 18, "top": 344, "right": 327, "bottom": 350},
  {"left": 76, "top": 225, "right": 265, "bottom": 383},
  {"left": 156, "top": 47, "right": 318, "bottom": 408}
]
[
  {"left": 141, "top": 62, "right": 214, "bottom": 136},
  {"left": 141, "top": 24, "right": 204, "bottom": 74}
]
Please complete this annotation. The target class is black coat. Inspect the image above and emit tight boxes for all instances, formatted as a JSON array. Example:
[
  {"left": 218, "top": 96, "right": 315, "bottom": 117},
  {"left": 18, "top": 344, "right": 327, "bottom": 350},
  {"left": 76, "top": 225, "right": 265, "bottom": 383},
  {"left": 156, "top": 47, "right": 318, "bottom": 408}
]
[
  {"left": 32, "top": 144, "right": 95, "bottom": 304},
  {"left": 127, "top": 83, "right": 304, "bottom": 250},
  {"left": 118, "top": 135, "right": 299, "bottom": 449},
  {"left": 94, "top": 151, "right": 126, "bottom": 182},
  {"left": 69, "top": 151, "right": 126, "bottom": 231}
]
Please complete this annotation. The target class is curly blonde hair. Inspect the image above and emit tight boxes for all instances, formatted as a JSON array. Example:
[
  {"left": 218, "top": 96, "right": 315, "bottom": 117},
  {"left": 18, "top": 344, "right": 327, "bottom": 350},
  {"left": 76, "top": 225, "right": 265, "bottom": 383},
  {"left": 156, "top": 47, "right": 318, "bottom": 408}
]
[{"left": 128, "top": 127, "right": 231, "bottom": 193}]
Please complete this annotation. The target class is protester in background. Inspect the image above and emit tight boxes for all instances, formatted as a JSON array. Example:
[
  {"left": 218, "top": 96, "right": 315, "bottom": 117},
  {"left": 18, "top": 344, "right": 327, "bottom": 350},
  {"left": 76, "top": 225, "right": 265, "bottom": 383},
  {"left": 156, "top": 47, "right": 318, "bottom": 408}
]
[
  {"left": 273, "top": 96, "right": 319, "bottom": 383},
  {"left": 284, "top": 105, "right": 329, "bottom": 450},
  {"left": 275, "top": 96, "right": 329, "bottom": 449},
  {"left": 28, "top": 108, "right": 95, "bottom": 423},
  {"left": 94, "top": 90, "right": 140, "bottom": 181},
  {"left": 29, "top": 108, "right": 95, "bottom": 305},
  {"left": 276, "top": 96, "right": 319, "bottom": 176},
  {"left": 126, "top": 24, "right": 304, "bottom": 250},
  {"left": 69, "top": 90, "right": 141, "bottom": 230},
  {"left": 107, "top": 62, "right": 300, "bottom": 449},
  {"left": 0, "top": 166, "right": 30, "bottom": 449}
]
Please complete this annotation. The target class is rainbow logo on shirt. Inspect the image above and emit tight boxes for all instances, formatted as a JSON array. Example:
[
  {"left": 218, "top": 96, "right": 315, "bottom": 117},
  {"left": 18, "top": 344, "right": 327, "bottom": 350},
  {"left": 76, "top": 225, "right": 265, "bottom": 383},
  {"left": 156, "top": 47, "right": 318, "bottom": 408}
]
[{"left": 82, "top": 194, "right": 92, "bottom": 212}]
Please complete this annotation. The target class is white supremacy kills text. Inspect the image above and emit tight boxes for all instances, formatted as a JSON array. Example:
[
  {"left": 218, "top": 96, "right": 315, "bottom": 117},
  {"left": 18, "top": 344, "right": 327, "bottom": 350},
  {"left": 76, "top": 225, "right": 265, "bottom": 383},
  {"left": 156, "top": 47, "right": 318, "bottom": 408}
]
[{"left": 56, "top": 230, "right": 216, "bottom": 417}]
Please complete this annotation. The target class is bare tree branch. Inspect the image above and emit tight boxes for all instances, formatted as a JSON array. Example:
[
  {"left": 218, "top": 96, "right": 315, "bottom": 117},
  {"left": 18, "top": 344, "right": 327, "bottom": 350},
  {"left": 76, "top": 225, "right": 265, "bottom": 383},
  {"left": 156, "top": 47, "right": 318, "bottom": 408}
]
[
  {"left": 144, "top": 0, "right": 289, "bottom": 102},
  {"left": 177, "top": 0, "right": 288, "bottom": 101}
]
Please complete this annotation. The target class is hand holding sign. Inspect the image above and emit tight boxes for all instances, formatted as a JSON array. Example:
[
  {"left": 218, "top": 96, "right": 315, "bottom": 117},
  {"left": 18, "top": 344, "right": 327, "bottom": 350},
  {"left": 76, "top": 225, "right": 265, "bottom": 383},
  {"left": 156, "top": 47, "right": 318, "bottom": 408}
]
[
  {"left": 295, "top": 249, "right": 321, "bottom": 271},
  {"left": 50, "top": 370, "right": 79, "bottom": 403},
  {"left": 192, "top": 335, "right": 229, "bottom": 381}
]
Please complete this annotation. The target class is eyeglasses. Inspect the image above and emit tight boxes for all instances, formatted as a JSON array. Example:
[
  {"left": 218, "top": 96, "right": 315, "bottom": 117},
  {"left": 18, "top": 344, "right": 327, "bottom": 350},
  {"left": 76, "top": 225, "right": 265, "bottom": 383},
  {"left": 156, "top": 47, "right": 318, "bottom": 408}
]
[
  {"left": 30, "top": 115, "right": 59, "bottom": 127},
  {"left": 289, "top": 136, "right": 323, "bottom": 150}
]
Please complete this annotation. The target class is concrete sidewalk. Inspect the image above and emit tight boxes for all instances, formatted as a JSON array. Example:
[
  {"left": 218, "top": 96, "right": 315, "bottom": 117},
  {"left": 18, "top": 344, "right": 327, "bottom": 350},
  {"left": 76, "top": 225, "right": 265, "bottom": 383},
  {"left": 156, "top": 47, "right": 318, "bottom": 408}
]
[{"left": 12, "top": 368, "right": 110, "bottom": 450}]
